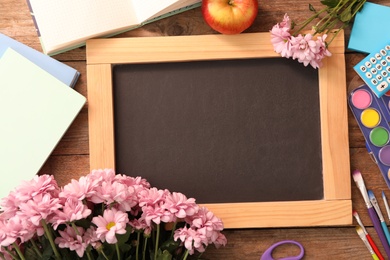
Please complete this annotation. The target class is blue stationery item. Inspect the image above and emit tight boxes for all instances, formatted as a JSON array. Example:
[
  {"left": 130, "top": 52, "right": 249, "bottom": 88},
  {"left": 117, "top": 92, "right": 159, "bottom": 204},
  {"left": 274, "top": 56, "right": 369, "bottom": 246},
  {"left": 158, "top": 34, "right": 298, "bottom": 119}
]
[
  {"left": 260, "top": 240, "right": 304, "bottom": 260},
  {"left": 353, "top": 43, "right": 390, "bottom": 98},
  {"left": 348, "top": 2, "right": 390, "bottom": 54},
  {"left": 0, "top": 33, "right": 79, "bottom": 88},
  {"left": 348, "top": 84, "right": 390, "bottom": 188}
]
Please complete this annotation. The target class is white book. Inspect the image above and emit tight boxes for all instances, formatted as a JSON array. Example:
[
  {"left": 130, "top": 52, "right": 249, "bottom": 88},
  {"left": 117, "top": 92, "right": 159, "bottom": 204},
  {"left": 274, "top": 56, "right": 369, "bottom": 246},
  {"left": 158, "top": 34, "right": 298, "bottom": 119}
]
[
  {"left": 0, "top": 48, "right": 86, "bottom": 200},
  {"left": 26, "top": 0, "right": 201, "bottom": 55}
]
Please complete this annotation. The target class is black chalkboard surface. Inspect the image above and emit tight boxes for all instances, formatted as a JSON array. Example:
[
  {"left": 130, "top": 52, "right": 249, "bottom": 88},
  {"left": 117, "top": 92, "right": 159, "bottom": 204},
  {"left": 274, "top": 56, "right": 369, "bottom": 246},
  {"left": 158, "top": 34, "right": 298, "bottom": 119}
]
[{"left": 113, "top": 58, "right": 323, "bottom": 204}]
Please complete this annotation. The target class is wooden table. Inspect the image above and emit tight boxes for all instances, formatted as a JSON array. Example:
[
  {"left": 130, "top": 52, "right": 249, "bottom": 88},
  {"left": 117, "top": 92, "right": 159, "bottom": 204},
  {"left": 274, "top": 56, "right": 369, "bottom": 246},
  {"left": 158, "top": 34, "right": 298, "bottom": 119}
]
[{"left": 1, "top": 0, "right": 390, "bottom": 258}]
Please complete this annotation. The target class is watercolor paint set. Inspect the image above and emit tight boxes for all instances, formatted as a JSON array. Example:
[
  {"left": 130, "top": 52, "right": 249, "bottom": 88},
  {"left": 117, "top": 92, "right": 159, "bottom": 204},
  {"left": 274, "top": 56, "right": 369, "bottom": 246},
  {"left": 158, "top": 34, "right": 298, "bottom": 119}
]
[{"left": 349, "top": 84, "right": 390, "bottom": 188}]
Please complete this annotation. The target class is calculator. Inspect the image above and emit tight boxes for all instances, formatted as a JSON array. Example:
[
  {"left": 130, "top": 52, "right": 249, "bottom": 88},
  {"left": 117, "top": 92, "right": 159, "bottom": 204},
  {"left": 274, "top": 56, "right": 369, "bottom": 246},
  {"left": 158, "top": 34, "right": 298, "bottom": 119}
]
[{"left": 354, "top": 44, "right": 390, "bottom": 98}]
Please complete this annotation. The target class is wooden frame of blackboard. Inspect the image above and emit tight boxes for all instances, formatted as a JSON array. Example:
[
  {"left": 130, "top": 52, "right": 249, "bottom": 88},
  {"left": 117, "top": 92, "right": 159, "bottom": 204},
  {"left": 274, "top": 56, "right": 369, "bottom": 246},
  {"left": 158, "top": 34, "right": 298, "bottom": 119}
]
[{"left": 86, "top": 32, "right": 351, "bottom": 228}]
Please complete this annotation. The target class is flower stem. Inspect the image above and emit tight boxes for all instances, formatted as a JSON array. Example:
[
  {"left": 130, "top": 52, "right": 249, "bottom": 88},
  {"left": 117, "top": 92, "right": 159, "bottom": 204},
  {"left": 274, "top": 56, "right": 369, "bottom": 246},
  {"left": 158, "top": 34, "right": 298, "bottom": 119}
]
[
  {"left": 12, "top": 242, "right": 26, "bottom": 260},
  {"left": 136, "top": 232, "right": 141, "bottom": 260},
  {"left": 182, "top": 249, "right": 189, "bottom": 260},
  {"left": 115, "top": 243, "right": 121, "bottom": 260},
  {"left": 41, "top": 219, "right": 61, "bottom": 260},
  {"left": 154, "top": 224, "right": 160, "bottom": 260},
  {"left": 293, "top": 7, "right": 328, "bottom": 35},
  {"left": 143, "top": 236, "right": 148, "bottom": 260},
  {"left": 170, "top": 221, "right": 178, "bottom": 239},
  {"left": 30, "top": 239, "right": 43, "bottom": 258}
]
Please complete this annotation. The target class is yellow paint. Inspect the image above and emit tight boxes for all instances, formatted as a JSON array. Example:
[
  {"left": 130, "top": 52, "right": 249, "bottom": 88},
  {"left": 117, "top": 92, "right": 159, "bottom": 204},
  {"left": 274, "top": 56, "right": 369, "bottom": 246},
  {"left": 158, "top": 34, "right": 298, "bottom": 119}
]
[{"left": 361, "top": 108, "right": 380, "bottom": 128}]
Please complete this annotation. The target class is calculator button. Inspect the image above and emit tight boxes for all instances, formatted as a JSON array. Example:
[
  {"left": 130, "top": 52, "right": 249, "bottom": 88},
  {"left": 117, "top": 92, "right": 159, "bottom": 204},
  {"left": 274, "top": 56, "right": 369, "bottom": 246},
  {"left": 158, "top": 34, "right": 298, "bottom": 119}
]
[
  {"left": 387, "top": 66, "right": 390, "bottom": 73},
  {"left": 382, "top": 60, "right": 388, "bottom": 66},
  {"left": 377, "top": 81, "right": 389, "bottom": 91},
  {"left": 386, "top": 45, "right": 390, "bottom": 50},
  {"left": 377, "top": 75, "right": 383, "bottom": 81},
  {"left": 382, "top": 70, "right": 388, "bottom": 77},
  {"left": 366, "top": 72, "right": 373, "bottom": 78},
  {"left": 387, "top": 77, "right": 390, "bottom": 83},
  {"left": 387, "top": 56, "right": 390, "bottom": 62},
  {"left": 371, "top": 57, "right": 377, "bottom": 63},
  {"left": 371, "top": 68, "right": 378, "bottom": 74},
  {"left": 360, "top": 66, "right": 367, "bottom": 72},
  {"left": 366, "top": 61, "right": 372, "bottom": 68},
  {"left": 376, "top": 64, "right": 383, "bottom": 70},
  {"left": 372, "top": 79, "right": 379, "bottom": 85},
  {"left": 376, "top": 53, "right": 382, "bottom": 59},
  {"left": 381, "top": 49, "right": 387, "bottom": 56}
]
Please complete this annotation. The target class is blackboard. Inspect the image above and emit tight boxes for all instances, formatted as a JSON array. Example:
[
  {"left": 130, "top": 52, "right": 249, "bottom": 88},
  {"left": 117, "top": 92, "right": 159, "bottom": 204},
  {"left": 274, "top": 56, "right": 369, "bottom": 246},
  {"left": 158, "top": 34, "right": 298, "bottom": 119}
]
[
  {"left": 86, "top": 32, "right": 351, "bottom": 228},
  {"left": 113, "top": 58, "right": 323, "bottom": 203}
]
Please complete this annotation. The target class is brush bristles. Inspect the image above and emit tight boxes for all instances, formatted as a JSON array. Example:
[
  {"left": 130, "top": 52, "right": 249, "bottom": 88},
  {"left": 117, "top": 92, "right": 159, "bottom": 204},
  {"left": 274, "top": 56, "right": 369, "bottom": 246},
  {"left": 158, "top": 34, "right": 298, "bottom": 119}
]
[
  {"left": 368, "top": 190, "right": 375, "bottom": 200},
  {"left": 352, "top": 169, "right": 363, "bottom": 183},
  {"left": 356, "top": 226, "right": 364, "bottom": 237}
]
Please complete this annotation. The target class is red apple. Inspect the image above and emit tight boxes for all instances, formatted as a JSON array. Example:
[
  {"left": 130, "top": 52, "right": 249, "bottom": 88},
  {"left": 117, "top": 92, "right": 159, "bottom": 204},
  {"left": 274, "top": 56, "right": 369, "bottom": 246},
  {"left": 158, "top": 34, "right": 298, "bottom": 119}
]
[{"left": 201, "top": 0, "right": 258, "bottom": 35}]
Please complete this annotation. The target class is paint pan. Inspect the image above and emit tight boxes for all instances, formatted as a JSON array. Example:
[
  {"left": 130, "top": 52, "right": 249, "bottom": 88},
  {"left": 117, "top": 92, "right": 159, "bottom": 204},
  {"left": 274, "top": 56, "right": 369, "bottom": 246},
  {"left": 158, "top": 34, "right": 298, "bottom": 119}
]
[{"left": 349, "top": 84, "right": 390, "bottom": 188}]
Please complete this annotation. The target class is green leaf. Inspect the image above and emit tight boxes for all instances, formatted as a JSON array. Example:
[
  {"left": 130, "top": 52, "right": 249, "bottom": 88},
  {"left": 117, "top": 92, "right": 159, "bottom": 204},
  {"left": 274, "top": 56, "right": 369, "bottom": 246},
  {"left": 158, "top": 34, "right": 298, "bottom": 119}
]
[
  {"left": 339, "top": 6, "right": 352, "bottom": 22},
  {"left": 116, "top": 225, "right": 133, "bottom": 246},
  {"left": 24, "top": 245, "right": 40, "bottom": 260},
  {"left": 159, "top": 238, "right": 181, "bottom": 253},
  {"left": 320, "top": 0, "right": 340, "bottom": 8},
  {"left": 309, "top": 3, "right": 316, "bottom": 12},
  {"left": 156, "top": 250, "right": 173, "bottom": 260},
  {"left": 41, "top": 245, "right": 54, "bottom": 260}
]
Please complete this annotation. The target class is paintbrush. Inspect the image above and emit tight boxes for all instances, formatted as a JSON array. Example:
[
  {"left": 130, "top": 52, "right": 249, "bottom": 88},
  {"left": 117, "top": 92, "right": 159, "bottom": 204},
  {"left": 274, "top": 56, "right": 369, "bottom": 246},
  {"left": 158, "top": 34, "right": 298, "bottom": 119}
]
[
  {"left": 353, "top": 210, "right": 384, "bottom": 260},
  {"left": 356, "top": 226, "right": 380, "bottom": 260},
  {"left": 382, "top": 192, "right": 390, "bottom": 222},
  {"left": 352, "top": 169, "right": 390, "bottom": 257},
  {"left": 368, "top": 190, "right": 390, "bottom": 246}
]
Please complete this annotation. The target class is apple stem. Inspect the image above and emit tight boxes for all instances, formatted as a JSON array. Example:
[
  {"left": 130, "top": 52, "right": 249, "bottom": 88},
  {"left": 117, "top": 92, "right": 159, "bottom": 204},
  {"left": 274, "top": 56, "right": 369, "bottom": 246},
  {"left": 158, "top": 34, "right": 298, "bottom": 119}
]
[{"left": 228, "top": 0, "right": 234, "bottom": 5}]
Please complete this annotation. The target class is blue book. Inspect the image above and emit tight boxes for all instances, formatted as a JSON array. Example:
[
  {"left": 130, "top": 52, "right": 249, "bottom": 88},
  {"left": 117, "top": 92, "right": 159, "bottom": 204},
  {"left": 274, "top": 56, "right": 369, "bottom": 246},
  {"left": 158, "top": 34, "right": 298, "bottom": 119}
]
[
  {"left": 0, "top": 33, "right": 79, "bottom": 87},
  {"left": 348, "top": 2, "right": 390, "bottom": 54}
]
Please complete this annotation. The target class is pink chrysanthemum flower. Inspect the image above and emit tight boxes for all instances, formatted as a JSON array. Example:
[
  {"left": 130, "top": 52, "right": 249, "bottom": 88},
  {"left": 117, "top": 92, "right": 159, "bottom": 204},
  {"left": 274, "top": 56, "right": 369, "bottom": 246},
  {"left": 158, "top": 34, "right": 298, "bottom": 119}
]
[
  {"left": 310, "top": 34, "right": 332, "bottom": 68},
  {"left": 92, "top": 208, "right": 129, "bottom": 244},
  {"left": 290, "top": 33, "right": 318, "bottom": 67},
  {"left": 138, "top": 188, "right": 169, "bottom": 207},
  {"left": 17, "top": 193, "right": 61, "bottom": 226},
  {"left": 189, "top": 207, "right": 224, "bottom": 243},
  {"left": 83, "top": 226, "right": 100, "bottom": 249},
  {"left": 0, "top": 215, "right": 35, "bottom": 247},
  {"left": 163, "top": 192, "right": 198, "bottom": 219},
  {"left": 129, "top": 218, "right": 152, "bottom": 235},
  {"left": 55, "top": 225, "right": 88, "bottom": 257},
  {"left": 141, "top": 205, "right": 174, "bottom": 226},
  {"left": 16, "top": 174, "right": 59, "bottom": 201},
  {"left": 51, "top": 197, "right": 92, "bottom": 229},
  {"left": 174, "top": 226, "right": 208, "bottom": 255},
  {"left": 1, "top": 175, "right": 59, "bottom": 213},
  {"left": 88, "top": 169, "right": 116, "bottom": 184},
  {"left": 60, "top": 176, "right": 99, "bottom": 201},
  {"left": 270, "top": 13, "right": 335, "bottom": 69},
  {"left": 270, "top": 14, "right": 293, "bottom": 58}
]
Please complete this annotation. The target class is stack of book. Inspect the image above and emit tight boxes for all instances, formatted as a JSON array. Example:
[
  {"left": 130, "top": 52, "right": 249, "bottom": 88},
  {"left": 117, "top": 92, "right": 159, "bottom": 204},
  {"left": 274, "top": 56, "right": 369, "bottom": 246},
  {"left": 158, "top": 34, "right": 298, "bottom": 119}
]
[{"left": 0, "top": 34, "right": 85, "bottom": 200}]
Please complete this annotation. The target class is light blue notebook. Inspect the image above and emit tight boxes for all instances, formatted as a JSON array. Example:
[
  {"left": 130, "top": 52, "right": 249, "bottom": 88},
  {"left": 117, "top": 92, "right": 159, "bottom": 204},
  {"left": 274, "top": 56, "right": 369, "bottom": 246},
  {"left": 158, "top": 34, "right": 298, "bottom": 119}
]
[
  {"left": 348, "top": 2, "right": 390, "bottom": 54},
  {"left": 0, "top": 33, "right": 79, "bottom": 88}
]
